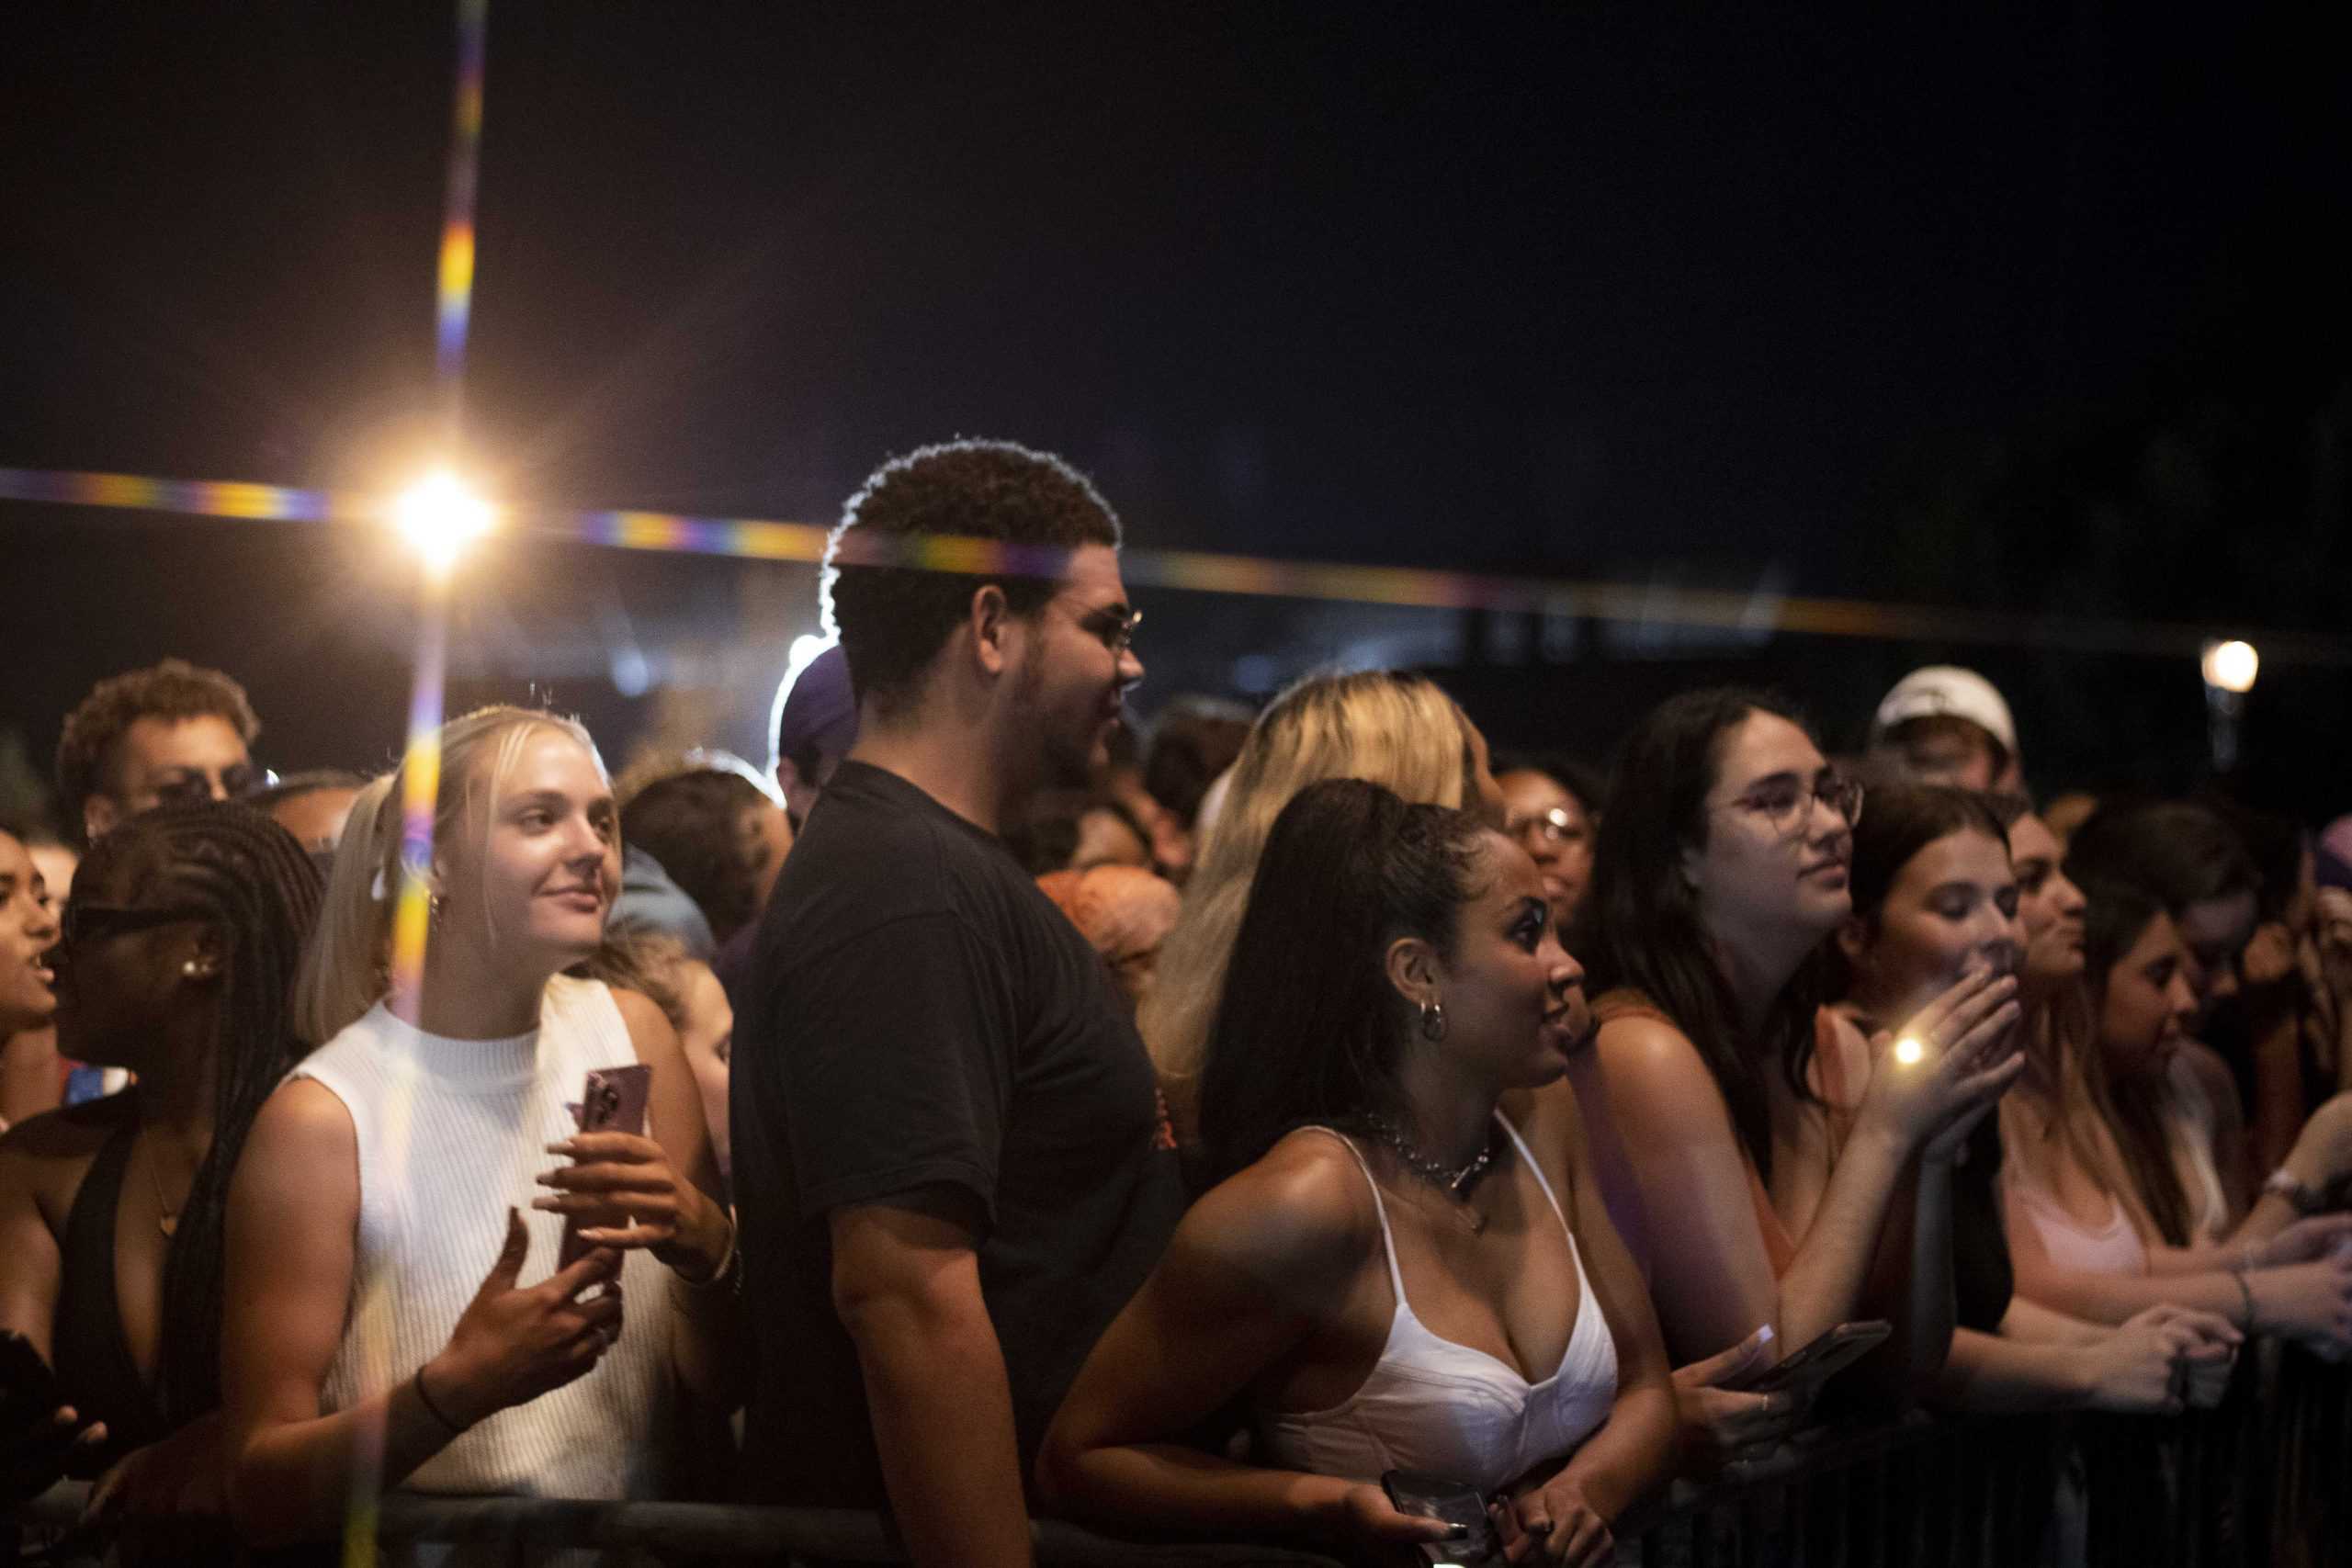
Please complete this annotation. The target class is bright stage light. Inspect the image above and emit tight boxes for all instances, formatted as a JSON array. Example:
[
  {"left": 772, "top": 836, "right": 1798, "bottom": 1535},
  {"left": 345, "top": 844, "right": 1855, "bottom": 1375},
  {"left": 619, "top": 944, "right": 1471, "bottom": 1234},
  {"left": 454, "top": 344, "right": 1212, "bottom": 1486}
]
[
  {"left": 2200, "top": 639, "right": 2259, "bottom": 695},
  {"left": 393, "top": 468, "right": 494, "bottom": 575},
  {"left": 1892, "top": 1036, "right": 1926, "bottom": 1066}
]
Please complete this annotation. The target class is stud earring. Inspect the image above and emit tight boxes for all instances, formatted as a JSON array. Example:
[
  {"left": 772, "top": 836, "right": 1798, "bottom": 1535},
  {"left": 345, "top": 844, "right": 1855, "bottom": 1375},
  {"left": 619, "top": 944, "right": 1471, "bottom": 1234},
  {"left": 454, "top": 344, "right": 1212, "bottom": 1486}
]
[{"left": 1419, "top": 998, "right": 1447, "bottom": 1043}]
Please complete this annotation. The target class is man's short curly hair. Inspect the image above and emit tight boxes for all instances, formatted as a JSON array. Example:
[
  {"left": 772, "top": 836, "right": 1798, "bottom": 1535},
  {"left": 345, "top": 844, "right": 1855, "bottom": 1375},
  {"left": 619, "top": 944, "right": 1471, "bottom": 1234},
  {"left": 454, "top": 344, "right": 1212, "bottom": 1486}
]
[
  {"left": 821, "top": 440, "right": 1121, "bottom": 716},
  {"left": 55, "top": 659, "right": 260, "bottom": 830}
]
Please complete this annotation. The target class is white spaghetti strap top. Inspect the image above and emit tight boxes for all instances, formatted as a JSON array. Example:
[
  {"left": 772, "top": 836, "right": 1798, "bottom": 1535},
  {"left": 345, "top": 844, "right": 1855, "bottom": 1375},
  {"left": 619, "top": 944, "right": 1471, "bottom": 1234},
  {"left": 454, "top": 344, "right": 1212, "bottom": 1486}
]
[{"left": 1255, "top": 1116, "right": 1620, "bottom": 1495}]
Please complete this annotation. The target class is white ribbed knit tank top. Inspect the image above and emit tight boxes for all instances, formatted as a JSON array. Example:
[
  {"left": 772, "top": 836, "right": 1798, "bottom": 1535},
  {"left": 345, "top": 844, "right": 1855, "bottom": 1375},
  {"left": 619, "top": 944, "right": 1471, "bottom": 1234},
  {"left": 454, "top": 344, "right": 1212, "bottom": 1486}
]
[{"left": 293, "top": 975, "right": 674, "bottom": 1503}]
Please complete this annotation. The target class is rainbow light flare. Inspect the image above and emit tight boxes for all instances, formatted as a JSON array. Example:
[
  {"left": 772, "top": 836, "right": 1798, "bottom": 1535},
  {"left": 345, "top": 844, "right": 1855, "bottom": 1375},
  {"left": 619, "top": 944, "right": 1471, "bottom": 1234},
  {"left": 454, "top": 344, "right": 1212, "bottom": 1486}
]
[
  {"left": 435, "top": 0, "right": 489, "bottom": 388},
  {"left": 7, "top": 461, "right": 2352, "bottom": 667}
]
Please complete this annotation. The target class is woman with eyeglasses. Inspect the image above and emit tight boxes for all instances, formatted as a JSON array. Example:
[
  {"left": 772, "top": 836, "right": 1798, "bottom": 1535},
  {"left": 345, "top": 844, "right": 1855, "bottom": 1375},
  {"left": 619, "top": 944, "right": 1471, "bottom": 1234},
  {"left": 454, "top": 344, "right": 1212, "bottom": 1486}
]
[
  {"left": 1494, "top": 754, "right": 1601, "bottom": 934},
  {"left": 0, "top": 804, "right": 320, "bottom": 1536},
  {"left": 1519, "top": 690, "right": 2023, "bottom": 1459}
]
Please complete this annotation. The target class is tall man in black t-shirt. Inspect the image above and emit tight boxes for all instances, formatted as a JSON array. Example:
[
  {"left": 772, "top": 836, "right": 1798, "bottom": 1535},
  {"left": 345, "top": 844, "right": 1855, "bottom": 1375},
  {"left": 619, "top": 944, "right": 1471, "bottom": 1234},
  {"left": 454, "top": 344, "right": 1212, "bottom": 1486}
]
[{"left": 731, "top": 441, "right": 1186, "bottom": 1567}]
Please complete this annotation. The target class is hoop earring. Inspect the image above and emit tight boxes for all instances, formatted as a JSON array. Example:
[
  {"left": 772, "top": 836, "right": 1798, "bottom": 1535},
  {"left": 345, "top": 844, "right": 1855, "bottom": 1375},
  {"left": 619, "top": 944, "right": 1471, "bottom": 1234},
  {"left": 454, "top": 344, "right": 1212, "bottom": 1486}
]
[{"left": 1419, "top": 999, "right": 1447, "bottom": 1043}]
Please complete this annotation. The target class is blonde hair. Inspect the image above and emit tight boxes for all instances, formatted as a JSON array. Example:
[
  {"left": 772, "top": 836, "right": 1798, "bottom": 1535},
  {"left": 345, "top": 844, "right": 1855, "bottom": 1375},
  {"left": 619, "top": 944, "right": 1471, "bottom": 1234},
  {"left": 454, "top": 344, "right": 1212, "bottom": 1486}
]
[
  {"left": 294, "top": 706, "right": 604, "bottom": 1045},
  {"left": 1138, "top": 670, "right": 1478, "bottom": 1136}
]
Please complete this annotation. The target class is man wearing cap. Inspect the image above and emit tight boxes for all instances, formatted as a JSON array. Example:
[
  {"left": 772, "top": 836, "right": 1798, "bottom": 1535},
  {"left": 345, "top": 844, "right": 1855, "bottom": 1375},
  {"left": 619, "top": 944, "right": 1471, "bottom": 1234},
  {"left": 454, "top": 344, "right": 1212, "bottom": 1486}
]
[
  {"left": 1867, "top": 665, "right": 2022, "bottom": 792},
  {"left": 769, "top": 641, "right": 859, "bottom": 830}
]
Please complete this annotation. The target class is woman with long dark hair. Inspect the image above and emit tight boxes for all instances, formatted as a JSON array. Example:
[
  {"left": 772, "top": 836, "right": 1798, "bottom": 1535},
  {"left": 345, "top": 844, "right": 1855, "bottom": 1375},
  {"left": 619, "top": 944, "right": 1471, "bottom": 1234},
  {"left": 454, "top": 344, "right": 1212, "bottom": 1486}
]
[
  {"left": 0, "top": 803, "right": 321, "bottom": 1527},
  {"left": 1830, "top": 785, "right": 2239, "bottom": 1413},
  {"left": 1536, "top": 690, "right": 2022, "bottom": 1427},
  {"left": 1042, "top": 780, "right": 1674, "bottom": 1563},
  {"left": 2003, "top": 875, "right": 2352, "bottom": 1349}
]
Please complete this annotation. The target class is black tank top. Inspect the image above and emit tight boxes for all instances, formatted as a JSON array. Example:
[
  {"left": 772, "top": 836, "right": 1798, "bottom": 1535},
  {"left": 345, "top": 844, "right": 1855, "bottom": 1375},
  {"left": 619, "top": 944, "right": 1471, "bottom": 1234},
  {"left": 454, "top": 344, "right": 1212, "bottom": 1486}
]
[{"left": 52, "top": 1100, "right": 164, "bottom": 1472}]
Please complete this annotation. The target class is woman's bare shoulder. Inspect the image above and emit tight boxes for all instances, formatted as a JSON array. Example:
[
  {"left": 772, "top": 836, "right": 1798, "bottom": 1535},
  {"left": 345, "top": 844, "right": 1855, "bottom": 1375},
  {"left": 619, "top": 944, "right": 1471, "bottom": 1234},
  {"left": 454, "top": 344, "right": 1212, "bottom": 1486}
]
[{"left": 1178, "top": 1128, "right": 1384, "bottom": 1299}]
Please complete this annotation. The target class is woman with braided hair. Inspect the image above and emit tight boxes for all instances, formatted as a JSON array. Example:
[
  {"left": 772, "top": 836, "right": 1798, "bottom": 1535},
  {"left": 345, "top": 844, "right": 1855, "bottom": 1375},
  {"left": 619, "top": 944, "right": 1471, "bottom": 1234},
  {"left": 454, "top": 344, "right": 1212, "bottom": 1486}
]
[{"left": 0, "top": 802, "right": 322, "bottom": 1529}]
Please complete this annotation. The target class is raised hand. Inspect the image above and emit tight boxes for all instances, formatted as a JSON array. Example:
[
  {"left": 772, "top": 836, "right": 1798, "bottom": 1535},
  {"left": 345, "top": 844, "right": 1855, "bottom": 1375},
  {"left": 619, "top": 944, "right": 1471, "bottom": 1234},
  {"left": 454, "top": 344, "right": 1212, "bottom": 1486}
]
[
  {"left": 1858, "top": 966, "right": 2023, "bottom": 1156},
  {"left": 421, "top": 1208, "right": 625, "bottom": 1429}
]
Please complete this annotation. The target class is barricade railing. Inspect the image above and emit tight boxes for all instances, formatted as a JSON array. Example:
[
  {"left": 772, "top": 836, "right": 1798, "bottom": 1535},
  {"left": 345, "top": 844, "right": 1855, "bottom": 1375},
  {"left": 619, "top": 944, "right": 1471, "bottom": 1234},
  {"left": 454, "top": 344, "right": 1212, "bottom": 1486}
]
[{"left": 9, "top": 1346, "right": 2346, "bottom": 1566}]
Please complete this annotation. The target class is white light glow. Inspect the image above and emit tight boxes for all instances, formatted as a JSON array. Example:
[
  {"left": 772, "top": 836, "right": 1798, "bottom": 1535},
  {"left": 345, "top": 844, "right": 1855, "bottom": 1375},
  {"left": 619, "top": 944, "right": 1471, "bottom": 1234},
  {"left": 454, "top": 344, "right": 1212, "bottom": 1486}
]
[
  {"left": 394, "top": 469, "right": 494, "bottom": 576},
  {"left": 2200, "top": 639, "right": 2259, "bottom": 695},
  {"left": 1892, "top": 1036, "right": 1926, "bottom": 1066}
]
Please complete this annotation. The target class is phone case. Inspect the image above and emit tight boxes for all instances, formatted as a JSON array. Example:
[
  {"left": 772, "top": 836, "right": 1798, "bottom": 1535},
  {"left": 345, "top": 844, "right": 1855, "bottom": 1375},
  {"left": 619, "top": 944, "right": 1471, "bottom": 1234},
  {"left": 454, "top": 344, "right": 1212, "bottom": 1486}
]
[
  {"left": 1741, "top": 1319, "right": 1892, "bottom": 1395},
  {"left": 1381, "top": 1469, "right": 1500, "bottom": 1564},
  {"left": 558, "top": 1064, "right": 653, "bottom": 1268}
]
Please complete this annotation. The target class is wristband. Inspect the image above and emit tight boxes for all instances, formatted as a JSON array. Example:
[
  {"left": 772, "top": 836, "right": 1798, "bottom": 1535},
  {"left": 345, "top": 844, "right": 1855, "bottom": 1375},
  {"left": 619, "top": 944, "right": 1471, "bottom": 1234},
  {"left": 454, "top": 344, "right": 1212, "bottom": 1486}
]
[
  {"left": 2231, "top": 1270, "right": 2258, "bottom": 1337},
  {"left": 413, "top": 1364, "right": 467, "bottom": 1437}
]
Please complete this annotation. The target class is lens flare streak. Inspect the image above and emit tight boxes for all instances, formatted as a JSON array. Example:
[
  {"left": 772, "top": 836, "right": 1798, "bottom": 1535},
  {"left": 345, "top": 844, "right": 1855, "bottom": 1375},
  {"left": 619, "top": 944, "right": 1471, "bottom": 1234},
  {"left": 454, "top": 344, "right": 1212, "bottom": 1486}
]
[{"left": 6, "top": 463, "right": 2352, "bottom": 666}]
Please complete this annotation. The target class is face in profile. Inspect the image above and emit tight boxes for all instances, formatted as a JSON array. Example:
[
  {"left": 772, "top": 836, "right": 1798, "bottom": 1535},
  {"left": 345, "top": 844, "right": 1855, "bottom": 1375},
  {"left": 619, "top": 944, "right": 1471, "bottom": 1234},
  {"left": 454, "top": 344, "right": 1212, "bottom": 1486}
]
[
  {"left": 1498, "top": 769, "right": 1593, "bottom": 930},
  {"left": 1843, "top": 829, "right": 2019, "bottom": 1023},
  {"left": 1420, "top": 831, "right": 1589, "bottom": 1089},
  {"left": 435, "top": 729, "right": 620, "bottom": 970},
  {"left": 2097, "top": 909, "right": 2199, "bottom": 1075},
  {"left": 2006, "top": 812, "right": 2087, "bottom": 991},
  {"left": 1688, "top": 711, "right": 1855, "bottom": 942},
  {"left": 1020, "top": 544, "right": 1144, "bottom": 791},
  {"left": 85, "top": 714, "right": 257, "bottom": 841},
  {"left": 0, "top": 833, "right": 61, "bottom": 1036},
  {"left": 49, "top": 840, "right": 212, "bottom": 1071}
]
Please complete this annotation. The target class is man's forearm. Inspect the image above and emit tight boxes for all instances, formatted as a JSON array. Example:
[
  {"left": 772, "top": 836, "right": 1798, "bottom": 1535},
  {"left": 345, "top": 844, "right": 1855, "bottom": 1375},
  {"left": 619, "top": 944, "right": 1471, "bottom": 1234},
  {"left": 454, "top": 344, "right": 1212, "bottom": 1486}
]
[{"left": 848, "top": 1291, "right": 1035, "bottom": 1568}]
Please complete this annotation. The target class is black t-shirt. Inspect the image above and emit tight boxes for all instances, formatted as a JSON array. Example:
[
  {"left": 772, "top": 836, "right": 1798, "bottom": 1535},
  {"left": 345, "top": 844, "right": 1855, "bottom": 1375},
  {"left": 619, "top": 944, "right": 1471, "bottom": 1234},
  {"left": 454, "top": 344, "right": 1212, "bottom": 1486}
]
[{"left": 731, "top": 761, "right": 1185, "bottom": 1507}]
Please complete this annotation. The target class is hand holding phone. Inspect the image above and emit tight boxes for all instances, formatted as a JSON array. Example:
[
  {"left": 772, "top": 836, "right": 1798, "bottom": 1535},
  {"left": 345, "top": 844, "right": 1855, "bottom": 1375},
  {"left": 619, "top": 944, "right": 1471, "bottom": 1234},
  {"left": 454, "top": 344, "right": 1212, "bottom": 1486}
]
[
  {"left": 1380, "top": 1470, "right": 1502, "bottom": 1564},
  {"left": 537, "top": 1065, "right": 729, "bottom": 1282},
  {"left": 551, "top": 1065, "right": 651, "bottom": 1269},
  {"left": 1735, "top": 1319, "right": 1892, "bottom": 1396}
]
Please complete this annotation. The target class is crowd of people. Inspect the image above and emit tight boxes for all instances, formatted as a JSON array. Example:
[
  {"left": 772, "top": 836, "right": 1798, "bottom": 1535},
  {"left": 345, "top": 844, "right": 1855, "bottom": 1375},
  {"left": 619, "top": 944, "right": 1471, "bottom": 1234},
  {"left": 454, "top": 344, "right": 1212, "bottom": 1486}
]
[{"left": 4, "top": 437, "right": 2352, "bottom": 1567}]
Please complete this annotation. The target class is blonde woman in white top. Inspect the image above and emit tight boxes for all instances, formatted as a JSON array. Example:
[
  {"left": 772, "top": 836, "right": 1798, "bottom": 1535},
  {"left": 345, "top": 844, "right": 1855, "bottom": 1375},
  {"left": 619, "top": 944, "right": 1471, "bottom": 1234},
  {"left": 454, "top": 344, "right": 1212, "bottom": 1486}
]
[{"left": 220, "top": 708, "right": 734, "bottom": 1550}]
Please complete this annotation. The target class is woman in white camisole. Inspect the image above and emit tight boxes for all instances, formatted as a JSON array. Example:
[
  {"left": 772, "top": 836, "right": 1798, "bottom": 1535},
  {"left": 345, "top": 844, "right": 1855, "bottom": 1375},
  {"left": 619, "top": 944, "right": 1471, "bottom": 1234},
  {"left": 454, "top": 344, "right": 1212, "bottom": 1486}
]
[
  {"left": 220, "top": 708, "right": 737, "bottom": 1553},
  {"left": 2003, "top": 874, "right": 2352, "bottom": 1358},
  {"left": 1041, "top": 780, "right": 1675, "bottom": 1564}
]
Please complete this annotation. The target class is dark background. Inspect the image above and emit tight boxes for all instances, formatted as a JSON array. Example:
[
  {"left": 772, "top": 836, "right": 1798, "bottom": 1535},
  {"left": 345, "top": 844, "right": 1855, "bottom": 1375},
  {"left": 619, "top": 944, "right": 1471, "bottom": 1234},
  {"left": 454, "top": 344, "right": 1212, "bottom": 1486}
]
[{"left": 5, "top": 4, "right": 2347, "bottom": 820}]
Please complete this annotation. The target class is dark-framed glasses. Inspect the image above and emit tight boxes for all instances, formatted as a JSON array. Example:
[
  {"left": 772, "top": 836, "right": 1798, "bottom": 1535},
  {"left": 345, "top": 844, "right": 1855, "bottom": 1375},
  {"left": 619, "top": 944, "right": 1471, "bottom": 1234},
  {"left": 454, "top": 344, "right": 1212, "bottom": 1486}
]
[
  {"left": 58, "top": 902, "right": 211, "bottom": 953},
  {"left": 1715, "top": 771, "right": 1865, "bottom": 837}
]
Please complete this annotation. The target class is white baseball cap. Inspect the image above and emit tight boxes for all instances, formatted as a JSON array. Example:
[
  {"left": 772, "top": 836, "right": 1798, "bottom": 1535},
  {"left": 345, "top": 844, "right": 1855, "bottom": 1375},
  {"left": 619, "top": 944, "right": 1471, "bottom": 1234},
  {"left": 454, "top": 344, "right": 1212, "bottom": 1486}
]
[{"left": 1870, "top": 666, "right": 2017, "bottom": 753}]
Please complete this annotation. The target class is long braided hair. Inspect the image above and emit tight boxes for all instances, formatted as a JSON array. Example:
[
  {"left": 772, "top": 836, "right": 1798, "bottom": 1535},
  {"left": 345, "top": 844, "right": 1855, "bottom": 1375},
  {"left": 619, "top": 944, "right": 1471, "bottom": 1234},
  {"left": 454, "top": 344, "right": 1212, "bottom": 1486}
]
[{"left": 79, "top": 802, "right": 323, "bottom": 1425}]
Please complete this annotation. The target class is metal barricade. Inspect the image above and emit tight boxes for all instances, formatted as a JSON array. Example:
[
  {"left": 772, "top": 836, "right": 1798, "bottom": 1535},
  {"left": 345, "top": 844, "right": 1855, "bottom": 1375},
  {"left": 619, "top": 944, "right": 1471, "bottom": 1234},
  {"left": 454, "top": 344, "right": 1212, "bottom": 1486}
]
[{"left": 9, "top": 1349, "right": 2346, "bottom": 1566}]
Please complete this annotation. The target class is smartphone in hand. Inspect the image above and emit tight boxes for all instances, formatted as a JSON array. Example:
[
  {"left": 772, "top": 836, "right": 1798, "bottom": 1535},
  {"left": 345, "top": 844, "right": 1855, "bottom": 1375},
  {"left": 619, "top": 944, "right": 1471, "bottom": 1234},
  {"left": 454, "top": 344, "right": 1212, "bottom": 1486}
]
[
  {"left": 558, "top": 1064, "right": 651, "bottom": 1269},
  {"left": 1382, "top": 1468, "right": 1501, "bottom": 1565},
  {"left": 1736, "top": 1319, "right": 1892, "bottom": 1396}
]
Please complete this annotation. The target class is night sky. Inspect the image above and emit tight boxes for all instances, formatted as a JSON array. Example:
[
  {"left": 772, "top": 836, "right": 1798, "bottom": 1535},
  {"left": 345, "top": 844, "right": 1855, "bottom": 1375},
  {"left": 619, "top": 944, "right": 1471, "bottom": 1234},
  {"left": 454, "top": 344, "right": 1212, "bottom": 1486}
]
[{"left": 5, "top": 5, "right": 2346, "bottom": 803}]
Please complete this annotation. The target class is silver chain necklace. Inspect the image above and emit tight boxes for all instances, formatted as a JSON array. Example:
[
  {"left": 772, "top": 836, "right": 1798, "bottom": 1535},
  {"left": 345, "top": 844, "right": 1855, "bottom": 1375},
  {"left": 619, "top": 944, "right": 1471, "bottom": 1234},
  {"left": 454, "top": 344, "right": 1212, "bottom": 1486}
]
[{"left": 1365, "top": 1115, "right": 1498, "bottom": 1199}]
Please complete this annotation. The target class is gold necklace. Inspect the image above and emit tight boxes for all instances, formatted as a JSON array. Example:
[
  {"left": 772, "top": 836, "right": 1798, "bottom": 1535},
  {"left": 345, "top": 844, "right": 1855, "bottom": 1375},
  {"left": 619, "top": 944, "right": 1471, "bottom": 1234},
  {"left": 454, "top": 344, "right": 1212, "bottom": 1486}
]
[{"left": 141, "top": 1131, "right": 187, "bottom": 1239}]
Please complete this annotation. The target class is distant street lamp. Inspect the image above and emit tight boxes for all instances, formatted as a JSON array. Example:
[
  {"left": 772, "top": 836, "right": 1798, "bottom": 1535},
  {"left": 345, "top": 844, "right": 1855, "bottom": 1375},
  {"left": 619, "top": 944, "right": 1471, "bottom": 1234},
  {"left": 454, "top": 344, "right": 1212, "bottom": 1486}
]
[{"left": 2201, "top": 638, "right": 2259, "bottom": 773}]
